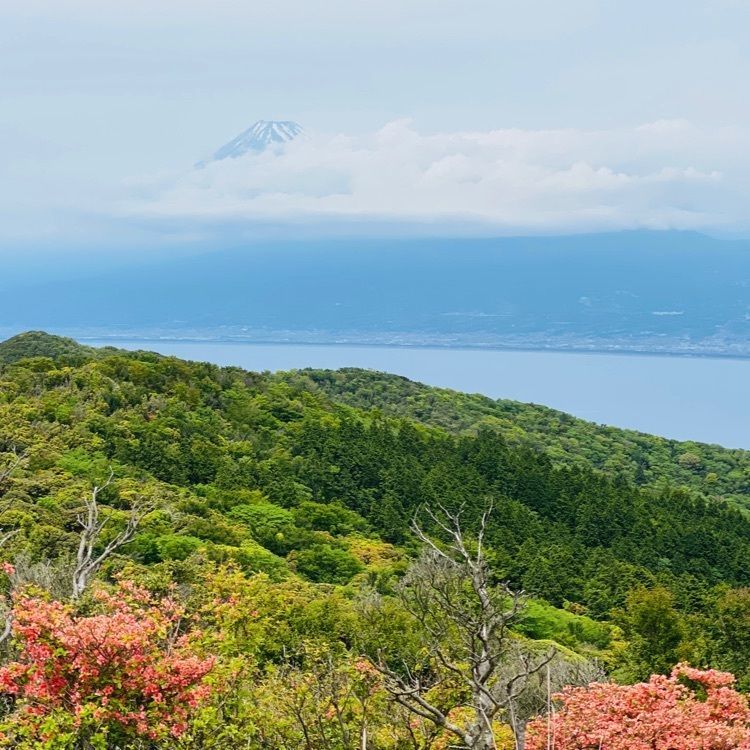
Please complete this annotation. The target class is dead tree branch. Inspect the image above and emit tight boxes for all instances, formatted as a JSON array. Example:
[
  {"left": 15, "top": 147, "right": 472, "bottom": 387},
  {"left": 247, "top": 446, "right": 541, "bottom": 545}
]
[
  {"left": 72, "top": 470, "right": 145, "bottom": 599},
  {"left": 373, "top": 502, "right": 557, "bottom": 750},
  {"left": 0, "top": 524, "right": 20, "bottom": 646}
]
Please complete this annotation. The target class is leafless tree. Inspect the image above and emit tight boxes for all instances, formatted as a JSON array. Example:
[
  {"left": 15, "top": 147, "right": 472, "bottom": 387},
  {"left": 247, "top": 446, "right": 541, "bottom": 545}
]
[
  {"left": 372, "top": 502, "right": 555, "bottom": 750},
  {"left": 0, "top": 520, "right": 22, "bottom": 646},
  {"left": 0, "top": 464, "right": 146, "bottom": 652},
  {"left": 72, "top": 470, "right": 146, "bottom": 599},
  {"left": 0, "top": 445, "right": 25, "bottom": 640}
]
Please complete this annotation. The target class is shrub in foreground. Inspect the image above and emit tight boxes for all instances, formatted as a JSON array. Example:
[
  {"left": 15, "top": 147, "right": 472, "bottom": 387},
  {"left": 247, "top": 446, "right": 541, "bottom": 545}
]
[
  {"left": 527, "top": 664, "right": 750, "bottom": 750},
  {"left": 0, "top": 581, "right": 214, "bottom": 749}
]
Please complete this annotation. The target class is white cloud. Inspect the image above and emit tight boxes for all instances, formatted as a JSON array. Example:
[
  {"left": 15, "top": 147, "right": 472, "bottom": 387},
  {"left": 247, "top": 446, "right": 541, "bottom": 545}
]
[{"left": 122, "top": 119, "right": 750, "bottom": 234}]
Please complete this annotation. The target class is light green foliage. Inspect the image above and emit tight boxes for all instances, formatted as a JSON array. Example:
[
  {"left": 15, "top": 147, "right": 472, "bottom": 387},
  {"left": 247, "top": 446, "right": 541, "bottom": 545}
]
[
  {"left": 155, "top": 534, "right": 203, "bottom": 561},
  {"left": 517, "top": 600, "right": 615, "bottom": 655},
  {"left": 3, "top": 331, "right": 750, "bottom": 745},
  {"left": 229, "top": 502, "right": 295, "bottom": 548},
  {"left": 293, "top": 500, "right": 371, "bottom": 536}
]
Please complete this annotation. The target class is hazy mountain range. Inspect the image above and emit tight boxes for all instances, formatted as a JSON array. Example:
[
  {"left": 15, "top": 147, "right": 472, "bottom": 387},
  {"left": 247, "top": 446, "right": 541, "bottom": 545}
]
[{"left": 4, "top": 230, "right": 750, "bottom": 356}]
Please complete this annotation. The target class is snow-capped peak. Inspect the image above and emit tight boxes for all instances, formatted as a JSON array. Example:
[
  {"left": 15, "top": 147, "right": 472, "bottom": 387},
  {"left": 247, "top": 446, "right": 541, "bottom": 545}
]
[{"left": 207, "top": 120, "right": 304, "bottom": 163}]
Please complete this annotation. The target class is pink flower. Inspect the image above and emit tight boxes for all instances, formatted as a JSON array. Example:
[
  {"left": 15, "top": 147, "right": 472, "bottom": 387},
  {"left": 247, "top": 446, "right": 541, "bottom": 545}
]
[
  {"left": 527, "top": 663, "right": 750, "bottom": 750},
  {"left": 0, "top": 584, "right": 215, "bottom": 742}
]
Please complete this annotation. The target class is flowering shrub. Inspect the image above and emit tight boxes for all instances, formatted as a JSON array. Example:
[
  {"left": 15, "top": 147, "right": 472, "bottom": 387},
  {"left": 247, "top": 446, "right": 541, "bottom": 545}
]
[
  {"left": 527, "top": 664, "right": 750, "bottom": 749},
  {"left": 0, "top": 582, "right": 214, "bottom": 748}
]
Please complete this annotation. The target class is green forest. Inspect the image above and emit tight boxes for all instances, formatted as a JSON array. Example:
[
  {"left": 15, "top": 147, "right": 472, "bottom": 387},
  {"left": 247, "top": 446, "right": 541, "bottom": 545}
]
[{"left": 1, "top": 331, "right": 750, "bottom": 749}]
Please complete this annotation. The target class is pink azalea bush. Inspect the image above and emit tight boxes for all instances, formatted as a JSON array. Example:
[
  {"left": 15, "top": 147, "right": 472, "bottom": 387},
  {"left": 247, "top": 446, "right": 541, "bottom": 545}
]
[
  {"left": 0, "top": 582, "right": 214, "bottom": 746},
  {"left": 527, "top": 664, "right": 750, "bottom": 750}
]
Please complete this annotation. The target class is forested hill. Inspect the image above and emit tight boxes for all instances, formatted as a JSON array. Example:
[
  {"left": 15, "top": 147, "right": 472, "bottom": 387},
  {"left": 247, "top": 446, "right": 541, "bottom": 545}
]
[
  {"left": 0, "top": 330, "right": 126, "bottom": 365},
  {"left": 287, "top": 367, "right": 750, "bottom": 511},
  {"left": 0, "top": 331, "right": 101, "bottom": 364},
  {"left": 2, "top": 330, "right": 750, "bottom": 711}
]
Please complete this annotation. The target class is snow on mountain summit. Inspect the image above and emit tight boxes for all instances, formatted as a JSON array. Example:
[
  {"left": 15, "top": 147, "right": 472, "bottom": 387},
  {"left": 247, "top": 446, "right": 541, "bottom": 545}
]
[{"left": 206, "top": 120, "right": 304, "bottom": 163}]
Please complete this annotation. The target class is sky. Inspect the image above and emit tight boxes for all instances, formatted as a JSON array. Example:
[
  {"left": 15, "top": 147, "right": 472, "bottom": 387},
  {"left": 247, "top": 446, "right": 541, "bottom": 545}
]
[{"left": 3, "top": 0, "right": 750, "bottom": 252}]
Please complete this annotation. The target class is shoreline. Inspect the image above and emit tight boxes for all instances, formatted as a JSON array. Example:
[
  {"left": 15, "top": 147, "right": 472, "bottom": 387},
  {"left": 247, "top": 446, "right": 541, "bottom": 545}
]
[{"left": 76, "top": 334, "right": 750, "bottom": 364}]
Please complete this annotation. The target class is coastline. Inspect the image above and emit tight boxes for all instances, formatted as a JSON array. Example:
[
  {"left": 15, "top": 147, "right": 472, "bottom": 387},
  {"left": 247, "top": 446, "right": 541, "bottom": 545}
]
[{"left": 72, "top": 333, "right": 750, "bottom": 363}]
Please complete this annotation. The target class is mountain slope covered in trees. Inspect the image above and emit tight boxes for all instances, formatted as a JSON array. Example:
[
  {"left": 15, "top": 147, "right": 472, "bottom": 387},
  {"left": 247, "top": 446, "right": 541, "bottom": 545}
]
[
  {"left": 287, "top": 367, "right": 750, "bottom": 511},
  {"left": 2, "top": 331, "right": 750, "bottom": 747}
]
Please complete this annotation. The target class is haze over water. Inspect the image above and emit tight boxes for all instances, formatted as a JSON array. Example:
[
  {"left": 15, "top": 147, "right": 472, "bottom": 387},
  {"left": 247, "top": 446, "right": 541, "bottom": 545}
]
[{"left": 86, "top": 340, "right": 750, "bottom": 450}]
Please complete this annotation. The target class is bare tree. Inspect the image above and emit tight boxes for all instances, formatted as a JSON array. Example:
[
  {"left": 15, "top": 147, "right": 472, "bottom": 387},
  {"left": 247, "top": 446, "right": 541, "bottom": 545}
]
[
  {"left": 0, "top": 444, "right": 25, "bottom": 643},
  {"left": 0, "top": 527, "right": 21, "bottom": 647},
  {"left": 372, "top": 502, "right": 554, "bottom": 750},
  {"left": 0, "top": 445, "right": 24, "bottom": 645},
  {"left": 72, "top": 470, "right": 145, "bottom": 599},
  {"left": 0, "top": 463, "right": 146, "bottom": 650}
]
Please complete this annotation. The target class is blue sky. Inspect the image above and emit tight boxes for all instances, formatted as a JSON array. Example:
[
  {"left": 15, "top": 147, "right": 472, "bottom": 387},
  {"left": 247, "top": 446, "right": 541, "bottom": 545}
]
[{"left": 3, "top": 1, "right": 750, "bottom": 249}]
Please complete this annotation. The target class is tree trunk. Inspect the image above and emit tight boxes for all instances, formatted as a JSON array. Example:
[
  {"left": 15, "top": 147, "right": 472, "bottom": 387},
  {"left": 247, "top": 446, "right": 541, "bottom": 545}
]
[
  {"left": 512, "top": 718, "right": 526, "bottom": 750},
  {"left": 474, "top": 728, "right": 497, "bottom": 750},
  {"left": 466, "top": 716, "right": 497, "bottom": 750}
]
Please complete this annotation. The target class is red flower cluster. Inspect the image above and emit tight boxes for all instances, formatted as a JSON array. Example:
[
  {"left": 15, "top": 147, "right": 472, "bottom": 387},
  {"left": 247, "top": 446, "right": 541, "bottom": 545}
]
[
  {"left": 0, "top": 582, "right": 214, "bottom": 742},
  {"left": 527, "top": 664, "right": 750, "bottom": 749}
]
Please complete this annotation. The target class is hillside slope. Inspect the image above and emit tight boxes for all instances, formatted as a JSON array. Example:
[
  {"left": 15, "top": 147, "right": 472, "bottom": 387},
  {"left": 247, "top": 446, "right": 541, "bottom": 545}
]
[
  {"left": 284, "top": 368, "right": 750, "bottom": 510},
  {"left": 6, "top": 333, "right": 746, "bottom": 509},
  {"left": 2, "top": 332, "right": 750, "bottom": 691}
]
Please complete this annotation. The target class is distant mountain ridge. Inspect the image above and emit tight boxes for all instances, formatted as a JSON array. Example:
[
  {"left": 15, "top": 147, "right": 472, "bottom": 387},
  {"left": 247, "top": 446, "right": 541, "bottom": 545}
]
[
  {"left": 4, "top": 231, "right": 750, "bottom": 358},
  {"left": 200, "top": 120, "right": 303, "bottom": 165}
]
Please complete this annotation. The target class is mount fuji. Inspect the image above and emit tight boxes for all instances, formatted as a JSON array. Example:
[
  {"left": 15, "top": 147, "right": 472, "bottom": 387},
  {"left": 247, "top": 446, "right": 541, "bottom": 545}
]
[{"left": 200, "top": 120, "right": 303, "bottom": 165}]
